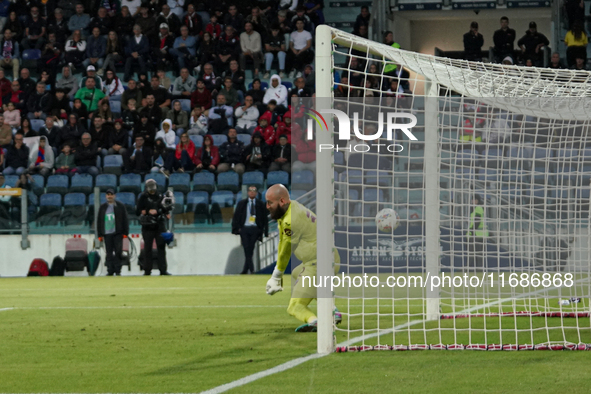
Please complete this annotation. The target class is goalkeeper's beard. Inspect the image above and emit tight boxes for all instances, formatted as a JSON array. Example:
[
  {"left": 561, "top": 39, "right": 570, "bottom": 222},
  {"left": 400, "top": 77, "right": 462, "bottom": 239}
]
[{"left": 270, "top": 203, "right": 288, "bottom": 220}]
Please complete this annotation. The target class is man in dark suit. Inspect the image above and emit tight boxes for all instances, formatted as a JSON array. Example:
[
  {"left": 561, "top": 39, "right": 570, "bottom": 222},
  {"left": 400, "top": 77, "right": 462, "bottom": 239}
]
[
  {"left": 124, "top": 24, "right": 150, "bottom": 82},
  {"left": 124, "top": 135, "right": 153, "bottom": 175},
  {"left": 97, "top": 188, "right": 130, "bottom": 276},
  {"left": 232, "top": 185, "right": 268, "bottom": 274}
]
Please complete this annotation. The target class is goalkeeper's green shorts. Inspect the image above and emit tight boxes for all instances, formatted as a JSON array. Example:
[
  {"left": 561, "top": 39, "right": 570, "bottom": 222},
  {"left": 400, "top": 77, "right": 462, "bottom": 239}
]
[{"left": 291, "top": 250, "right": 340, "bottom": 299}]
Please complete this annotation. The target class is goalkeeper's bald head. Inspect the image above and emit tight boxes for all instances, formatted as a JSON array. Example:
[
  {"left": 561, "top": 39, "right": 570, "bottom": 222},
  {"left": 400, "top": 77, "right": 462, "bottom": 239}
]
[{"left": 266, "top": 184, "right": 291, "bottom": 220}]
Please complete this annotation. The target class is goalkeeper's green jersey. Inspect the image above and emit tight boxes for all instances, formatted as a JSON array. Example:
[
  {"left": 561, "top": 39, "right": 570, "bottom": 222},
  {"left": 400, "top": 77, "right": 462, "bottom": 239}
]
[{"left": 276, "top": 201, "right": 318, "bottom": 272}]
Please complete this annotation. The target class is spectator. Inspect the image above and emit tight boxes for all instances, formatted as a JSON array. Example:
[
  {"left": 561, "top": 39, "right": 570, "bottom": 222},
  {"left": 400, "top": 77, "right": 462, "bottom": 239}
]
[
  {"left": 90, "top": 115, "right": 113, "bottom": 157},
  {"left": 243, "top": 131, "right": 270, "bottom": 173},
  {"left": 141, "top": 94, "right": 163, "bottom": 127},
  {"left": 0, "top": 113, "right": 11, "bottom": 145},
  {"left": 303, "top": 0, "right": 325, "bottom": 25},
  {"left": 198, "top": 32, "right": 217, "bottom": 71},
  {"left": 71, "top": 98, "right": 89, "bottom": 122},
  {"left": 58, "top": 113, "right": 85, "bottom": 150},
  {"left": 354, "top": 6, "right": 370, "bottom": 33},
  {"left": 548, "top": 52, "right": 564, "bottom": 69},
  {"left": 19, "top": 118, "right": 37, "bottom": 138},
  {"left": 156, "top": 4, "right": 181, "bottom": 36},
  {"left": 121, "top": 98, "right": 139, "bottom": 132},
  {"left": 151, "top": 136, "right": 173, "bottom": 173},
  {"left": 97, "top": 188, "right": 129, "bottom": 276},
  {"left": 135, "top": 7, "right": 157, "bottom": 42},
  {"left": 122, "top": 79, "right": 142, "bottom": 111},
  {"left": 255, "top": 113, "right": 275, "bottom": 145},
  {"left": 22, "top": 6, "right": 46, "bottom": 50},
  {"left": 157, "top": 69, "right": 172, "bottom": 91},
  {"left": 170, "top": 25, "right": 197, "bottom": 72},
  {"left": 194, "top": 134, "right": 219, "bottom": 173},
  {"left": 141, "top": 0, "right": 162, "bottom": 16},
  {"left": 208, "top": 94, "right": 233, "bottom": 135},
  {"left": 107, "top": 119, "right": 128, "bottom": 157},
  {"left": 143, "top": 75, "right": 171, "bottom": 116},
  {"left": 80, "top": 65, "right": 104, "bottom": 91},
  {"left": 134, "top": 112, "right": 156, "bottom": 148},
  {"left": 276, "top": 111, "right": 295, "bottom": 144},
  {"left": 225, "top": 4, "right": 245, "bottom": 33},
  {"left": 231, "top": 184, "right": 268, "bottom": 274},
  {"left": 121, "top": 0, "right": 142, "bottom": 16},
  {"left": 167, "top": 0, "right": 185, "bottom": 19},
  {"left": 124, "top": 25, "right": 150, "bottom": 82},
  {"left": 199, "top": 62, "right": 221, "bottom": 95},
  {"left": 263, "top": 74, "right": 288, "bottom": 109},
  {"left": 40, "top": 117, "right": 61, "bottom": 149},
  {"left": 290, "top": 7, "right": 313, "bottom": 33},
  {"left": 125, "top": 135, "right": 152, "bottom": 174},
  {"left": 18, "top": 68, "right": 36, "bottom": 97},
  {"left": 3, "top": 80, "right": 24, "bottom": 113},
  {"left": 83, "top": 27, "right": 106, "bottom": 70},
  {"left": 276, "top": 10, "right": 292, "bottom": 38},
  {"left": 75, "top": 78, "right": 106, "bottom": 113},
  {"left": 64, "top": 30, "right": 87, "bottom": 70},
  {"left": 492, "top": 17, "right": 516, "bottom": 63},
  {"left": 205, "top": 13, "right": 222, "bottom": 40},
  {"left": 0, "top": 29, "right": 19, "bottom": 80},
  {"left": 246, "top": 6, "right": 269, "bottom": 36},
  {"left": 153, "top": 23, "right": 175, "bottom": 71},
  {"left": 172, "top": 67, "right": 196, "bottom": 99},
  {"left": 3, "top": 102, "right": 19, "bottom": 130},
  {"left": 228, "top": 59, "right": 246, "bottom": 93},
  {"left": 183, "top": 4, "right": 203, "bottom": 37},
  {"left": 565, "top": 20, "right": 588, "bottom": 68},
  {"left": 94, "top": 99, "right": 114, "bottom": 122},
  {"left": 88, "top": 7, "right": 113, "bottom": 36},
  {"left": 188, "top": 106, "right": 208, "bottom": 135},
  {"left": 38, "top": 71, "right": 55, "bottom": 92},
  {"left": 38, "top": 37, "right": 61, "bottom": 78},
  {"left": 68, "top": 3, "right": 90, "bottom": 36},
  {"left": 220, "top": 77, "right": 240, "bottom": 107},
  {"left": 215, "top": 25, "right": 241, "bottom": 75},
  {"left": 47, "top": 8, "right": 69, "bottom": 43},
  {"left": 572, "top": 55, "right": 588, "bottom": 70},
  {"left": 247, "top": 78, "right": 266, "bottom": 112},
  {"left": 264, "top": 24, "right": 286, "bottom": 79},
  {"left": 287, "top": 19, "right": 313, "bottom": 78},
  {"left": 56, "top": 66, "right": 79, "bottom": 99},
  {"left": 54, "top": 144, "right": 76, "bottom": 175},
  {"left": 103, "top": 70, "right": 125, "bottom": 99},
  {"left": 167, "top": 100, "right": 188, "bottom": 137},
  {"left": 240, "top": 22, "right": 263, "bottom": 78},
  {"left": 464, "top": 22, "right": 484, "bottom": 62},
  {"left": 47, "top": 88, "right": 71, "bottom": 119},
  {"left": 269, "top": 134, "right": 291, "bottom": 172},
  {"left": 28, "top": 135, "right": 54, "bottom": 177},
  {"left": 74, "top": 132, "right": 99, "bottom": 176},
  {"left": 235, "top": 95, "right": 259, "bottom": 135},
  {"left": 174, "top": 132, "right": 196, "bottom": 172},
  {"left": 191, "top": 79, "right": 212, "bottom": 114},
  {"left": 291, "top": 76, "right": 312, "bottom": 98},
  {"left": 217, "top": 127, "right": 245, "bottom": 174},
  {"left": 517, "top": 22, "right": 549, "bottom": 67},
  {"left": 26, "top": 82, "right": 50, "bottom": 120},
  {"left": 4, "top": 133, "right": 29, "bottom": 175},
  {"left": 155, "top": 119, "right": 176, "bottom": 149},
  {"left": 99, "top": 31, "right": 123, "bottom": 76},
  {"left": 114, "top": 6, "right": 135, "bottom": 39}
]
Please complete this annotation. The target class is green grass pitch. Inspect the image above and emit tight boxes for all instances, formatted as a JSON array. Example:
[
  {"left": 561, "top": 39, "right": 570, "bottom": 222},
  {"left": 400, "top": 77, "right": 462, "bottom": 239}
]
[{"left": 1, "top": 275, "right": 591, "bottom": 393}]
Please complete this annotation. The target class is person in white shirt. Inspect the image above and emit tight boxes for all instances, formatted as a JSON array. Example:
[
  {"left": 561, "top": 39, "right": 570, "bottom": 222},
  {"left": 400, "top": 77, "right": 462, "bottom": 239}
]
[
  {"left": 235, "top": 95, "right": 260, "bottom": 135},
  {"left": 188, "top": 106, "right": 208, "bottom": 135},
  {"left": 103, "top": 70, "right": 124, "bottom": 99},
  {"left": 287, "top": 19, "right": 313, "bottom": 78},
  {"left": 263, "top": 74, "right": 288, "bottom": 109},
  {"left": 155, "top": 119, "right": 176, "bottom": 149}
]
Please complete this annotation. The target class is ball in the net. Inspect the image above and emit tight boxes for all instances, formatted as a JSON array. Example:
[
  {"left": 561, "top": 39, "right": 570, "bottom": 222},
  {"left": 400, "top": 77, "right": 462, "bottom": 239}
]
[{"left": 375, "top": 208, "right": 400, "bottom": 233}]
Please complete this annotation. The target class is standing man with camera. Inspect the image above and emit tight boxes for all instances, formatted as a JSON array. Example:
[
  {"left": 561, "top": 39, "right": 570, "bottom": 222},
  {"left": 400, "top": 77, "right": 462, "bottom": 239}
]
[
  {"left": 137, "top": 179, "right": 172, "bottom": 276},
  {"left": 97, "top": 188, "right": 129, "bottom": 276},
  {"left": 232, "top": 185, "right": 268, "bottom": 274}
]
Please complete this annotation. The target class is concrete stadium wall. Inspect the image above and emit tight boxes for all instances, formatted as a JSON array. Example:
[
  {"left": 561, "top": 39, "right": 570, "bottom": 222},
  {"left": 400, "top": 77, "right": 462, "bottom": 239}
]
[{"left": 0, "top": 233, "right": 247, "bottom": 277}]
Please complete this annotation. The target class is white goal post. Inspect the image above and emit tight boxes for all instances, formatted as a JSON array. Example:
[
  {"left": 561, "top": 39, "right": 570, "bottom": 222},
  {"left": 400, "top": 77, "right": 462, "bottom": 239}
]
[{"left": 314, "top": 25, "right": 591, "bottom": 353}]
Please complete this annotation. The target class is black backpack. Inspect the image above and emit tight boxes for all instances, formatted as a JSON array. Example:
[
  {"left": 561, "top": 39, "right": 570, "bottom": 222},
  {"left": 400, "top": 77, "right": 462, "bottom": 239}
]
[{"left": 49, "top": 256, "right": 65, "bottom": 276}]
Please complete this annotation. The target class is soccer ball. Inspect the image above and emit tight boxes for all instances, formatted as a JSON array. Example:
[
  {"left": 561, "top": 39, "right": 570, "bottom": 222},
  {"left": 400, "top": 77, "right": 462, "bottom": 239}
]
[{"left": 375, "top": 208, "right": 400, "bottom": 233}]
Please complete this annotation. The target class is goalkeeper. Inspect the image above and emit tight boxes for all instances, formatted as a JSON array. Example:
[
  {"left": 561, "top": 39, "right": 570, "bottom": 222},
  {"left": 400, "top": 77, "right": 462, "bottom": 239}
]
[{"left": 265, "top": 184, "right": 341, "bottom": 332}]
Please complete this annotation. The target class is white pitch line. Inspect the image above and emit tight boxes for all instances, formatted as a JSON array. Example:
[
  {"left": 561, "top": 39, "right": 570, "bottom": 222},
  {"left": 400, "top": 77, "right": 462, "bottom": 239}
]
[
  {"left": 14, "top": 305, "right": 285, "bottom": 310},
  {"left": 0, "top": 307, "right": 14, "bottom": 312}
]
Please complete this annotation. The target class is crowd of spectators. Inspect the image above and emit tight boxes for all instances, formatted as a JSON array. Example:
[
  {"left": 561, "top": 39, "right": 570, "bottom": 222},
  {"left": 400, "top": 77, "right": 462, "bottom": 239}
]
[{"left": 0, "top": 0, "right": 341, "bottom": 180}]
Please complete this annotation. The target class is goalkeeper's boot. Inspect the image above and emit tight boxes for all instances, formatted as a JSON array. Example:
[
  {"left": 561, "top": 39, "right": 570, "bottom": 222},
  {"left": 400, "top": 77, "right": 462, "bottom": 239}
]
[
  {"left": 295, "top": 319, "right": 318, "bottom": 332},
  {"left": 334, "top": 308, "right": 342, "bottom": 325}
]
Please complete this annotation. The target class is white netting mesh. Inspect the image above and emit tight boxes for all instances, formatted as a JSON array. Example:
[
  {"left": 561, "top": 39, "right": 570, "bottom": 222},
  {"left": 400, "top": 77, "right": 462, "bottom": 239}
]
[{"left": 321, "top": 28, "right": 591, "bottom": 351}]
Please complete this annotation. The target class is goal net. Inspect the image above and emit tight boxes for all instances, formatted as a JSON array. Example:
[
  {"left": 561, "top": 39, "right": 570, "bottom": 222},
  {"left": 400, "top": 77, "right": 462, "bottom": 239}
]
[{"left": 311, "top": 25, "right": 591, "bottom": 352}]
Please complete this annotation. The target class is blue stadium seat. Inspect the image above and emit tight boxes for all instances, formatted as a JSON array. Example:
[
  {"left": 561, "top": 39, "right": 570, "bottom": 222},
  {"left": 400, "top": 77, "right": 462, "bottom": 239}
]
[
  {"left": 46, "top": 174, "right": 69, "bottom": 195},
  {"left": 22, "top": 49, "right": 41, "bottom": 60},
  {"left": 103, "top": 155, "right": 124, "bottom": 176},
  {"left": 291, "top": 170, "right": 314, "bottom": 190},
  {"left": 192, "top": 171, "right": 215, "bottom": 193},
  {"left": 557, "top": 148, "right": 578, "bottom": 160},
  {"left": 364, "top": 189, "right": 385, "bottom": 202},
  {"left": 109, "top": 100, "right": 121, "bottom": 114},
  {"left": 242, "top": 171, "right": 264, "bottom": 190},
  {"left": 63, "top": 192, "right": 85, "bottom": 206},
  {"left": 69, "top": 174, "right": 93, "bottom": 195},
  {"left": 364, "top": 170, "right": 391, "bottom": 187},
  {"left": 237, "top": 134, "right": 251, "bottom": 145},
  {"left": 38, "top": 193, "right": 61, "bottom": 213},
  {"left": 290, "top": 189, "right": 307, "bottom": 200},
  {"left": 217, "top": 171, "right": 240, "bottom": 192},
  {"left": 3, "top": 175, "right": 17, "bottom": 187},
  {"left": 266, "top": 171, "right": 289, "bottom": 187},
  {"left": 119, "top": 173, "right": 142, "bottom": 194},
  {"left": 144, "top": 173, "right": 167, "bottom": 192},
  {"left": 30, "top": 174, "right": 45, "bottom": 195},
  {"left": 348, "top": 153, "right": 378, "bottom": 169},
  {"left": 62, "top": 193, "right": 87, "bottom": 226},
  {"left": 212, "top": 134, "right": 227, "bottom": 146},
  {"left": 187, "top": 191, "right": 209, "bottom": 205},
  {"left": 173, "top": 191, "right": 184, "bottom": 214},
  {"left": 190, "top": 135, "right": 203, "bottom": 148},
  {"left": 281, "top": 81, "right": 293, "bottom": 90},
  {"left": 31, "top": 119, "right": 45, "bottom": 132},
  {"left": 169, "top": 172, "right": 191, "bottom": 193},
  {"left": 95, "top": 174, "right": 117, "bottom": 192},
  {"left": 179, "top": 99, "right": 191, "bottom": 112},
  {"left": 582, "top": 148, "right": 591, "bottom": 162},
  {"left": 116, "top": 192, "right": 136, "bottom": 208},
  {"left": 334, "top": 151, "right": 345, "bottom": 169},
  {"left": 88, "top": 193, "right": 107, "bottom": 205},
  {"left": 211, "top": 191, "right": 235, "bottom": 207}
]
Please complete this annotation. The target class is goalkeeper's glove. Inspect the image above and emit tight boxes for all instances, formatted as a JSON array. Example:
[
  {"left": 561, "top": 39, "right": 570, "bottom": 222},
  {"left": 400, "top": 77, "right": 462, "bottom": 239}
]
[{"left": 266, "top": 268, "right": 284, "bottom": 295}]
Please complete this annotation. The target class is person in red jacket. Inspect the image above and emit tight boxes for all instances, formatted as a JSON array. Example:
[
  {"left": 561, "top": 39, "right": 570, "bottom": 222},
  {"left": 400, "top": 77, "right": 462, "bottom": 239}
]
[
  {"left": 194, "top": 134, "right": 220, "bottom": 173},
  {"left": 191, "top": 79, "right": 212, "bottom": 114},
  {"left": 292, "top": 125, "right": 315, "bottom": 173},
  {"left": 174, "top": 132, "right": 196, "bottom": 172},
  {"left": 254, "top": 113, "right": 275, "bottom": 146},
  {"left": 205, "top": 14, "right": 222, "bottom": 40},
  {"left": 275, "top": 111, "right": 293, "bottom": 144}
]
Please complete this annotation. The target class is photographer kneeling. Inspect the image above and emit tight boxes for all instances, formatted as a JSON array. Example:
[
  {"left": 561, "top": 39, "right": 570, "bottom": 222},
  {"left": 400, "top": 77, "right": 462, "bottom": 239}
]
[{"left": 137, "top": 179, "right": 173, "bottom": 276}]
